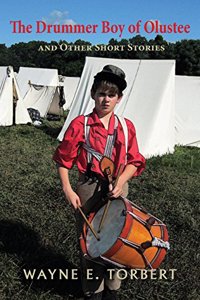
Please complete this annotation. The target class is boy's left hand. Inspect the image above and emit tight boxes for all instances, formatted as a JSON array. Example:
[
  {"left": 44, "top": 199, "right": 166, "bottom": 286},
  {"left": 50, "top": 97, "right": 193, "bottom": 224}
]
[{"left": 109, "top": 182, "right": 124, "bottom": 198}]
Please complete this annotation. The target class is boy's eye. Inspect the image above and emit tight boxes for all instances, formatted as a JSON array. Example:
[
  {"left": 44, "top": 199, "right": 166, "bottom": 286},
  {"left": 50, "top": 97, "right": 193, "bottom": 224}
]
[{"left": 98, "top": 93, "right": 116, "bottom": 98}]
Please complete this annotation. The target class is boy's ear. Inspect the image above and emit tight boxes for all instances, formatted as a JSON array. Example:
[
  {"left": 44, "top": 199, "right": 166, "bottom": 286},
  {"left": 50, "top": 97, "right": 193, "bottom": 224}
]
[{"left": 117, "top": 94, "right": 123, "bottom": 103}]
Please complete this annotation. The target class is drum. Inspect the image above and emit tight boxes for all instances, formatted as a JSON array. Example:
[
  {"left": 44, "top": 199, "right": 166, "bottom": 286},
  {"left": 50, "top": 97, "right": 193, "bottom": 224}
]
[{"left": 80, "top": 197, "right": 169, "bottom": 269}]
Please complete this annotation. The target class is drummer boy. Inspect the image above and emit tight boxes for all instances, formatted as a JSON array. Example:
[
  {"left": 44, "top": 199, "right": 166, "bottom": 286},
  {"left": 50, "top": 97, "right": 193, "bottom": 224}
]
[{"left": 53, "top": 65, "right": 146, "bottom": 300}]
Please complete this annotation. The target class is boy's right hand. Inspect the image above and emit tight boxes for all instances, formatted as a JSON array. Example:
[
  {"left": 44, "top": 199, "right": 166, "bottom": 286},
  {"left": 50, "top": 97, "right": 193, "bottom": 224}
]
[{"left": 64, "top": 190, "right": 81, "bottom": 210}]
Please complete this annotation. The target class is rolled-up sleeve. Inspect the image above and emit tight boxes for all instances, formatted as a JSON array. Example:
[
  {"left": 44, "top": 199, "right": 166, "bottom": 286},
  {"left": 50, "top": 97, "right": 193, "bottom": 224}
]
[
  {"left": 53, "top": 116, "right": 84, "bottom": 169},
  {"left": 126, "top": 119, "right": 146, "bottom": 176}
]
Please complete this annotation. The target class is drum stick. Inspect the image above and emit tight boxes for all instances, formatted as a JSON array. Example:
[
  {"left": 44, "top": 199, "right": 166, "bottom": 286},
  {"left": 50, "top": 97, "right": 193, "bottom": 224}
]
[
  {"left": 77, "top": 206, "right": 100, "bottom": 241},
  {"left": 97, "top": 199, "right": 111, "bottom": 233},
  {"left": 113, "top": 163, "right": 124, "bottom": 188},
  {"left": 98, "top": 164, "right": 124, "bottom": 233}
]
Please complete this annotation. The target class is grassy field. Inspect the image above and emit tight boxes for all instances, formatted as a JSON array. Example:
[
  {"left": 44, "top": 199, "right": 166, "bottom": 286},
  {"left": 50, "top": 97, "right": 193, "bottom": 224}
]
[{"left": 0, "top": 120, "right": 199, "bottom": 300}]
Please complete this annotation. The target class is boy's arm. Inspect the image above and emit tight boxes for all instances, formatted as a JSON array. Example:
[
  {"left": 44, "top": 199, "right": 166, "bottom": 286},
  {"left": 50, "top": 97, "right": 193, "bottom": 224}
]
[
  {"left": 111, "top": 164, "right": 137, "bottom": 198},
  {"left": 57, "top": 166, "right": 81, "bottom": 209}
]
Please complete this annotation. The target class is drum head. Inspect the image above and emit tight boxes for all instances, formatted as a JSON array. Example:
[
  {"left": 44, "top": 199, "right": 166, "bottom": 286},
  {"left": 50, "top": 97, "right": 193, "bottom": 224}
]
[{"left": 86, "top": 198, "right": 126, "bottom": 258}]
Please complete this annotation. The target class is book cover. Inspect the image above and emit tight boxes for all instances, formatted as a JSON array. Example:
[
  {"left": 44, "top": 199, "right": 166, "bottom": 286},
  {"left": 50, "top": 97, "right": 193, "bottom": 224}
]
[{"left": 0, "top": 1, "right": 199, "bottom": 299}]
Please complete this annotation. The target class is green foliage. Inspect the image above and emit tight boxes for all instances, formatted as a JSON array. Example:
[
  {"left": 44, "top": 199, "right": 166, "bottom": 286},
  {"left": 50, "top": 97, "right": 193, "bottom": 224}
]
[
  {"left": 175, "top": 40, "right": 200, "bottom": 75},
  {"left": 0, "top": 44, "right": 11, "bottom": 66},
  {"left": 1, "top": 36, "right": 200, "bottom": 76},
  {"left": 0, "top": 123, "right": 199, "bottom": 299}
]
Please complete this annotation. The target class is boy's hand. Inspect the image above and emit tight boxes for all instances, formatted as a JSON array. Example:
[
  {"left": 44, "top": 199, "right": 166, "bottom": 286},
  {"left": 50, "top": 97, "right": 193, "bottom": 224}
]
[
  {"left": 110, "top": 183, "right": 124, "bottom": 198},
  {"left": 107, "top": 180, "right": 124, "bottom": 198},
  {"left": 64, "top": 189, "right": 81, "bottom": 209}
]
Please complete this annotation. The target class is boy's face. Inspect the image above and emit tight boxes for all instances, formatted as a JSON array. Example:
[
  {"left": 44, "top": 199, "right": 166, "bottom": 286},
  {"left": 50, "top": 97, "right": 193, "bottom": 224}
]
[{"left": 92, "top": 87, "right": 122, "bottom": 116}]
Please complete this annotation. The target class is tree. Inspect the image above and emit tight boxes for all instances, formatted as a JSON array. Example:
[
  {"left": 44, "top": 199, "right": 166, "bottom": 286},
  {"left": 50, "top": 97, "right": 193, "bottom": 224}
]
[{"left": 0, "top": 37, "right": 199, "bottom": 76}]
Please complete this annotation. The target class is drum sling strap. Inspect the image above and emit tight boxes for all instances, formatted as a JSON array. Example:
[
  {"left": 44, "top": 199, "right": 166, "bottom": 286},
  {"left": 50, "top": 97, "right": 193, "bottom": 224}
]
[{"left": 82, "top": 114, "right": 128, "bottom": 166}]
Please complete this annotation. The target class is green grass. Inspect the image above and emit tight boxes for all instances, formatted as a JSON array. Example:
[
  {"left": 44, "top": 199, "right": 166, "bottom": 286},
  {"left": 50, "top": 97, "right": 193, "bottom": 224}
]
[{"left": 0, "top": 121, "right": 199, "bottom": 300}]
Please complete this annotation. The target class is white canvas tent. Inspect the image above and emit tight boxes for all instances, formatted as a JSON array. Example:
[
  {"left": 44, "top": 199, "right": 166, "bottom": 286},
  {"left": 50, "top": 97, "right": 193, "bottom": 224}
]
[
  {"left": 0, "top": 66, "right": 32, "bottom": 126},
  {"left": 175, "top": 75, "right": 200, "bottom": 147},
  {"left": 17, "top": 67, "right": 62, "bottom": 117},
  {"left": 58, "top": 57, "right": 175, "bottom": 158},
  {"left": 63, "top": 76, "right": 80, "bottom": 110},
  {"left": 62, "top": 76, "right": 80, "bottom": 111}
]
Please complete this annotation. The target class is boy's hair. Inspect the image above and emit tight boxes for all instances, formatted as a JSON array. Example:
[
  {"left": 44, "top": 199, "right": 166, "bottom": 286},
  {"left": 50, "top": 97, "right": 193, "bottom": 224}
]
[{"left": 91, "top": 79, "right": 123, "bottom": 97}]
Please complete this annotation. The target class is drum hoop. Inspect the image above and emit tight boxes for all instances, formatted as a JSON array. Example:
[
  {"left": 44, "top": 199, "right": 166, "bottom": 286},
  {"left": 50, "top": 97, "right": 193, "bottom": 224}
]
[
  {"left": 80, "top": 198, "right": 132, "bottom": 258},
  {"left": 103, "top": 198, "right": 133, "bottom": 258},
  {"left": 150, "top": 226, "right": 169, "bottom": 268},
  {"left": 151, "top": 248, "right": 167, "bottom": 269},
  {"left": 79, "top": 234, "right": 87, "bottom": 255},
  {"left": 81, "top": 209, "right": 97, "bottom": 256}
]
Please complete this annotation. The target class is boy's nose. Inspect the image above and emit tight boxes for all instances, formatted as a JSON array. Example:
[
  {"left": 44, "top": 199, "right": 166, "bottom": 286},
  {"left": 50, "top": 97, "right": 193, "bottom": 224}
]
[{"left": 104, "top": 95, "right": 110, "bottom": 101}]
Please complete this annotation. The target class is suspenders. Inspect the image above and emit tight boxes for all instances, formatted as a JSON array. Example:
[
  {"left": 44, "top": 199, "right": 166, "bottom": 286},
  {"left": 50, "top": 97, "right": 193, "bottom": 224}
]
[
  {"left": 116, "top": 116, "right": 128, "bottom": 165},
  {"left": 82, "top": 114, "right": 128, "bottom": 165}
]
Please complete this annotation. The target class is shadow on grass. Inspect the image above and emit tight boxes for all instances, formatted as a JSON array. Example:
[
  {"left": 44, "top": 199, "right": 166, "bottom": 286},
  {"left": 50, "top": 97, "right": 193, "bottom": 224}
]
[
  {"left": 37, "top": 124, "right": 63, "bottom": 139},
  {"left": 0, "top": 219, "right": 83, "bottom": 298}
]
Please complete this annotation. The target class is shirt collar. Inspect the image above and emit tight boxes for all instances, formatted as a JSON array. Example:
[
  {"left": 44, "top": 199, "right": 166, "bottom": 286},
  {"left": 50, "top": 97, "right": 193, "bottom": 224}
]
[{"left": 87, "top": 109, "right": 116, "bottom": 135}]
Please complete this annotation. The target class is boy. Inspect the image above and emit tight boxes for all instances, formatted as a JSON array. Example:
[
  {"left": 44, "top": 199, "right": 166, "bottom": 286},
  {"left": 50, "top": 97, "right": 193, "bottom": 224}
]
[{"left": 53, "top": 65, "right": 146, "bottom": 299}]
